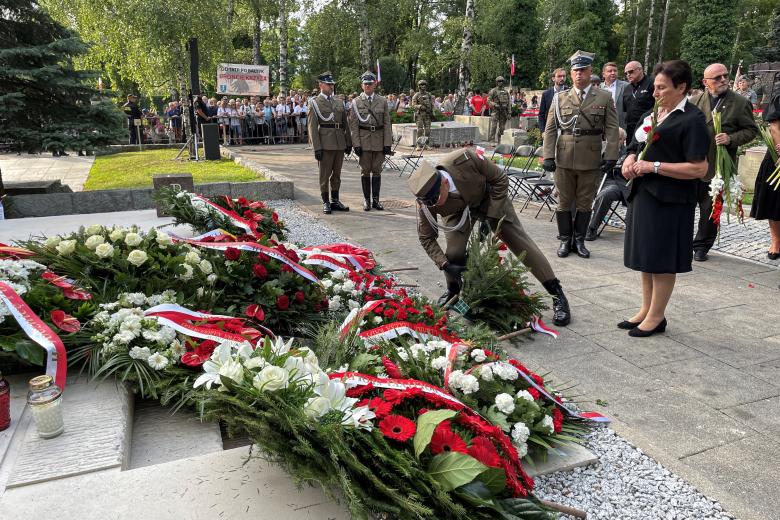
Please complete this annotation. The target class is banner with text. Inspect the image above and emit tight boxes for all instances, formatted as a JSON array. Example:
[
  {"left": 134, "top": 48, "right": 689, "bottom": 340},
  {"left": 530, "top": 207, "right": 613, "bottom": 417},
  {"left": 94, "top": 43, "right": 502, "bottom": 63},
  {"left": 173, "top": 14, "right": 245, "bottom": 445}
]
[{"left": 217, "top": 63, "right": 270, "bottom": 96}]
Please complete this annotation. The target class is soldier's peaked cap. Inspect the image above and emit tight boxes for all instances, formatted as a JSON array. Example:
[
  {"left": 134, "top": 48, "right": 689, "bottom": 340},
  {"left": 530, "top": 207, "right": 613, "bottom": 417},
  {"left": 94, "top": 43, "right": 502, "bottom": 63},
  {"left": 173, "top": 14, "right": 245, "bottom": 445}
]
[
  {"left": 569, "top": 50, "right": 595, "bottom": 70},
  {"left": 361, "top": 71, "right": 377, "bottom": 83},
  {"left": 408, "top": 161, "right": 442, "bottom": 204},
  {"left": 317, "top": 71, "right": 336, "bottom": 84}
]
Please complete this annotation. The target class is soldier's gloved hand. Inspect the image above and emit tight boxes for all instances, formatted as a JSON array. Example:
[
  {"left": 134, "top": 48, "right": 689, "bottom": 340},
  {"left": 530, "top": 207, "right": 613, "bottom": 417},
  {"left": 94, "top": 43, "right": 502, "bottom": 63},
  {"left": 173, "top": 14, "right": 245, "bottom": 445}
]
[
  {"left": 383, "top": 146, "right": 392, "bottom": 156},
  {"left": 542, "top": 159, "right": 556, "bottom": 172},
  {"left": 600, "top": 159, "right": 617, "bottom": 173},
  {"left": 344, "top": 146, "right": 352, "bottom": 155},
  {"left": 354, "top": 147, "right": 363, "bottom": 157},
  {"left": 314, "top": 149, "right": 323, "bottom": 161},
  {"left": 442, "top": 262, "right": 467, "bottom": 277}
]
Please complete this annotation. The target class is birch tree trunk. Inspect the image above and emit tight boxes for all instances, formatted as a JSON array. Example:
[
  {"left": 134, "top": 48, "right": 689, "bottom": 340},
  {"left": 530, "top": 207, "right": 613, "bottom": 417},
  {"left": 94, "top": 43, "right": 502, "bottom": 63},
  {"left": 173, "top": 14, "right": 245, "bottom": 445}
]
[
  {"left": 657, "top": 0, "right": 671, "bottom": 64},
  {"left": 355, "top": 0, "right": 372, "bottom": 72},
  {"left": 643, "top": 0, "right": 656, "bottom": 67},
  {"left": 631, "top": 0, "right": 639, "bottom": 58},
  {"left": 253, "top": 15, "right": 262, "bottom": 65},
  {"left": 278, "top": 0, "right": 288, "bottom": 94},
  {"left": 455, "top": 0, "right": 474, "bottom": 117}
]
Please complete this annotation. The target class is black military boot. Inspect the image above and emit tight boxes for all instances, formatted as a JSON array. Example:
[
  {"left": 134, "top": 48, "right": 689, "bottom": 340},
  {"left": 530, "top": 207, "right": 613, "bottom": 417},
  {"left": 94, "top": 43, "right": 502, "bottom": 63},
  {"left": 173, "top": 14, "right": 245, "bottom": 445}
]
[
  {"left": 371, "top": 176, "right": 384, "bottom": 210},
  {"left": 573, "top": 211, "right": 592, "bottom": 258},
  {"left": 361, "top": 177, "right": 371, "bottom": 211},
  {"left": 542, "top": 278, "right": 571, "bottom": 326},
  {"left": 321, "top": 192, "right": 332, "bottom": 214},
  {"left": 330, "top": 191, "right": 349, "bottom": 211},
  {"left": 555, "top": 211, "right": 573, "bottom": 258},
  {"left": 437, "top": 272, "right": 462, "bottom": 306}
]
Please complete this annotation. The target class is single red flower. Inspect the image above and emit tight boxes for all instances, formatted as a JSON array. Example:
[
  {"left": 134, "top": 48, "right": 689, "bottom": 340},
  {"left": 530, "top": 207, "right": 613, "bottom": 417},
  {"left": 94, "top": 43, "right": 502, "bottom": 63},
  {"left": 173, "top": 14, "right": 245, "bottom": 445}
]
[
  {"left": 272, "top": 212, "right": 279, "bottom": 223},
  {"left": 366, "top": 397, "right": 394, "bottom": 418},
  {"left": 245, "top": 304, "right": 265, "bottom": 321},
  {"left": 373, "top": 306, "right": 384, "bottom": 315},
  {"left": 498, "top": 242, "right": 508, "bottom": 251},
  {"left": 50, "top": 310, "right": 80, "bottom": 333},
  {"left": 236, "top": 197, "right": 249, "bottom": 206},
  {"left": 378, "top": 415, "right": 416, "bottom": 442},
  {"left": 383, "top": 308, "right": 395, "bottom": 318},
  {"left": 552, "top": 407, "right": 564, "bottom": 433},
  {"left": 468, "top": 436, "right": 502, "bottom": 468},
  {"left": 294, "top": 291, "right": 306, "bottom": 304},
  {"left": 430, "top": 424, "right": 468, "bottom": 454},
  {"left": 381, "top": 356, "right": 403, "bottom": 378},
  {"left": 531, "top": 373, "right": 544, "bottom": 387},
  {"left": 276, "top": 295, "right": 290, "bottom": 310},
  {"left": 286, "top": 250, "right": 300, "bottom": 263},
  {"left": 397, "top": 309, "right": 408, "bottom": 321},
  {"left": 257, "top": 253, "right": 271, "bottom": 263},
  {"left": 383, "top": 389, "right": 406, "bottom": 405},
  {"left": 252, "top": 264, "right": 268, "bottom": 279},
  {"left": 181, "top": 340, "right": 217, "bottom": 367},
  {"left": 528, "top": 387, "right": 541, "bottom": 400},
  {"left": 280, "top": 264, "right": 293, "bottom": 273},
  {"left": 224, "top": 247, "right": 241, "bottom": 261}
]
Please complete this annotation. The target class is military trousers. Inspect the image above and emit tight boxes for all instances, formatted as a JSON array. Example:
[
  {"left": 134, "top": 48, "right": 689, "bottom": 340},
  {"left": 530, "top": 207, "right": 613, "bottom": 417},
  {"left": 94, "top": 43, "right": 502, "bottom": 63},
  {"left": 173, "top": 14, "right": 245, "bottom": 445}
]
[
  {"left": 359, "top": 150, "right": 384, "bottom": 177},
  {"left": 441, "top": 210, "right": 556, "bottom": 286},
  {"left": 554, "top": 167, "right": 601, "bottom": 211},
  {"left": 319, "top": 150, "right": 344, "bottom": 193},
  {"left": 488, "top": 112, "right": 508, "bottom": 142},
  {"left": 416, "top": 117, "right": 431, "bottom": 139}
]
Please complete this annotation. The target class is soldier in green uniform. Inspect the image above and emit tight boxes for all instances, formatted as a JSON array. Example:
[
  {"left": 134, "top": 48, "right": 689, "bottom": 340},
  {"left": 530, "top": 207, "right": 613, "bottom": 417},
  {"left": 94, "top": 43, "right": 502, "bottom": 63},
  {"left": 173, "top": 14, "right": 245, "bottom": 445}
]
[
  {"left": 408, "top": 147, "right": 572, "bottom": 326},
  {"left": 542, "top": 51, "right": 619, "bottom": 259},
  {"left": 411, "top": 79, "right": 434, "bottom": 141},
  {"left": 487, "top": 76, "right": 511, "bottom": 143},
  {"left": 308, "top": 71, "right": 352, "bottom": 214},
  {"left": 349, "top": 71, "right": 393, "bottom": 211}
]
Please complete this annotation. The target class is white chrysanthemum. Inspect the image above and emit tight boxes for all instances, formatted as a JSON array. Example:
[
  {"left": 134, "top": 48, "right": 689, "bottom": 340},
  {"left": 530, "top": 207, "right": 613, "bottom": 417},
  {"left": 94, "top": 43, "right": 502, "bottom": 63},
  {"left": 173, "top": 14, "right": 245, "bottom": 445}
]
[
  {"left": 430, "top": 356, "right": 449, "bottom": 371},
  {"left": 511, "top": 422, "right": 530, "bottom": 443},
  {"left": 147, "top": 352, "right": 169, "bottom": 370},
  {"left": 127, "top": 250, "right": 148, "bottom": 267},
  {"left": 447, "top": 369, "right": 464, "bottom": 389},
  {"left": 479, "top": 365, "right": 494, "bottom": 381},
  {"left": 198, "top": 259, "right": 213, "bottom": 274},
  {"left": 56, "top": 240, "right": 77, "bottom": 256},
  {"left": 342, "top": 280, "right": 355, "bottom": 291},
  {"left": 129, "top": 346, "right": 151, "bottom": 360},
  {"left": 84, "top": 235, "right": 105, "bottom": 250},
  {"left": 179, "top": 264, "right": 194, "bottom": 281},
  {"left": 459, "top": 374, "right": 479, "bottom": 394},
  {"left": 85, "top": 224, "right": 104, "bottom": 235},
  {"left": 540, "top": 415, "right": 554, "bottom": 434},
  {"left": 470, "top": 349, "right": 487, "bottom": 362},
  {"left": 184, "top": 251, "right": 201, "bottom": 265},
  {"left": 124, "top": 233, "right": 143, "bottom": 247},
  {"left": 494, "top": 362, "right": 519, "bottom": 381},
  {"left": 516, "top": 390, "right": 534, "bottom": 402},
  {"left": 495, "top": 393, "right": 515, "bottom": 415},
  {"left": 94, "top": 243, "right": 114, "bottom": 259}
]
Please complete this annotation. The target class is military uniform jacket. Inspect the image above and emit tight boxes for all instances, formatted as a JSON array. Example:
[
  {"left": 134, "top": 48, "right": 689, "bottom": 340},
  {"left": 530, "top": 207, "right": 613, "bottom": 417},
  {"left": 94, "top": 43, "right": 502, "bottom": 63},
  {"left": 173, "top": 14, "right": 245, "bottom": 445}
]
[
  {"left": 688, "top": 90, "right": 759, "bottom": 182},
  {"left": 543, "top": 87, "right": 619, "bottom": 170},
  {"left": 487, "top": 87, "right": 511, "bottom": 113},
  {"left": 349, "top": 93, "right": 392, "bottom": 151},
  {"left": 307, "top": 94, "right": 352, "bottom": 151},
  {"left": 411, "top": 92, "right": 434, "bottom": 117},
  {"left": 417, "top": 148, "right": 515, "bottom": 267}
]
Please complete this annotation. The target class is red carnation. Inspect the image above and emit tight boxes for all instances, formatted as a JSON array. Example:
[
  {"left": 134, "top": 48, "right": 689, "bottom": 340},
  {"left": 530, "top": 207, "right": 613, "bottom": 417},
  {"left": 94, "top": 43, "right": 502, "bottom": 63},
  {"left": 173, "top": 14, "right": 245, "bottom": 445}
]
[
  {"left": 276, "top": 295, "right": 290, "bottom": 310},
  {"left": 552, "top": 408, "right": 564, "bottom": 433},
  {"left": 294, "top": 291, "right": 306, "bottom": 304},
  {"left": 378, "top": 415, "right": 416, "bottom": 442},
  {"left": 373, "top": 306, "right": 384, "bottom": 315},
  {"left": 468, "top": 436, "right": 502, "bottom": 468},
  {"left": 396, "top": 309, "right": 408, "bottom": 321},
  {"left": 381, "top": 356, "right": 403, "bottom": 378},
  {"left": 528, "top": 387, "right": 541, "bottom": 400},
  {"left": 383, "top": 308, "right": 395, "bottom": 318},
  {"left": 252, "top": 264, "right": 268, "bottom": 279},
  {"left": 50, "top": 310, "right": 81, "bottom": 333},
  {"left": 430, "top": 424, "right": 468, "bottom": 454},
  {"left": 224, "top": 247, "right": 241, "bottom": 261}
]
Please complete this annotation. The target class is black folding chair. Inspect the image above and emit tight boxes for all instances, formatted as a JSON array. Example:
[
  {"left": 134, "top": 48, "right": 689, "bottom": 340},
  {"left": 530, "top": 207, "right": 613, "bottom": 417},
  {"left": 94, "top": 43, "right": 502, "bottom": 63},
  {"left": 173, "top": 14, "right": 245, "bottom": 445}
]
[
  {"left": 519, "top": 173, "right": 557, "bottom": 221},
  {"left": 398, "top": 136, "right": 428, "bottom": 177},
  {"left": 507, "top": 145, "right": 543, "bottom": 200},
  {"left": 383, "top": 135, "right": 403, "bottom": 171}
]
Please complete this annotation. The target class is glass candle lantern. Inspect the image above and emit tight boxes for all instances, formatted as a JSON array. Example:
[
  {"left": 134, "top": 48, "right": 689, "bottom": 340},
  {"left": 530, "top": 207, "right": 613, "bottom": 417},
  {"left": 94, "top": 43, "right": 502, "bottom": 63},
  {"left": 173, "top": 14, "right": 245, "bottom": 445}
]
[
  {"left": 0, "top": 371, "right": 10, "bottom": 432},
  {"left": 27, "top": 375, "right": 64, "bottom": 439}
]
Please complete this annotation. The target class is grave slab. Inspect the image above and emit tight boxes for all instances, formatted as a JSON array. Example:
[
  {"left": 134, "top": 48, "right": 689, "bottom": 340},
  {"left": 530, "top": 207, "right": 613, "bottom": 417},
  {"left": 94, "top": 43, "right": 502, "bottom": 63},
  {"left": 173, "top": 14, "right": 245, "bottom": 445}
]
[{"left": 526, "top": 442, "right": 599, "bottom": 477}]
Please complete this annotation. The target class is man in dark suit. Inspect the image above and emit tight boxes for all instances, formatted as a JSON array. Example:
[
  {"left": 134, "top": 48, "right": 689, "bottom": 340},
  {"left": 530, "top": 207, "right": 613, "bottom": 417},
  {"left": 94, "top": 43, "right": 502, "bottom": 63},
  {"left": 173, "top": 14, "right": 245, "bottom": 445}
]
[
  {"left": 538, "top": 68, "right": 567, "bottom": 131},
  {"left": 602, "top": 62, "right": 629, "bottom": 129},
  {"left": 688, "top": 63, "right": 759, "bottom": 261},
  {"left": 622, "top": 61, "right": 654, "bottom": 141}
]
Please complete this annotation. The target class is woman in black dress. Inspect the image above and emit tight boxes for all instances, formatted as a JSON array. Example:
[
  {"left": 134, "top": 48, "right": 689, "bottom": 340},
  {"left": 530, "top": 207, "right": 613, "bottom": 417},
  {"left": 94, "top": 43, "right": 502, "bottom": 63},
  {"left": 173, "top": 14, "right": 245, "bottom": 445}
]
[
  {"left": 749, "top": 95, "right": 780, "bottom": 259},
  {"left": 620, "top": 60, "right": 710, "bottom": 337}
]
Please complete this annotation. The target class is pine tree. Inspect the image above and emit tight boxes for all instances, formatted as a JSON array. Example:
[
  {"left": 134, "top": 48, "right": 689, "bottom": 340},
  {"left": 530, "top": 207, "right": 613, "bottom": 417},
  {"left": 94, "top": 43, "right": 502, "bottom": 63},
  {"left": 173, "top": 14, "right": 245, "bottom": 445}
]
[
  {"left": 754, "top": 4, "right": 780, "bottom": 62},
  {"left": 0, "top": 0, "right": 125, "bottom": 153},
  {"left": 680, "top": 0, "right": 739, "bottom": 85}
]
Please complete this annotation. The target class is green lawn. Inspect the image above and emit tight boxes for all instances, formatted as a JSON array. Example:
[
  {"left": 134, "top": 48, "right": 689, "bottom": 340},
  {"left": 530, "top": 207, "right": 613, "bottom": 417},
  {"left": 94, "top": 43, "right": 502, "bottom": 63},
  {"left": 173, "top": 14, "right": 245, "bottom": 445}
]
[{"left": 85, "top": 149, "right": 262, "bottom": 191}]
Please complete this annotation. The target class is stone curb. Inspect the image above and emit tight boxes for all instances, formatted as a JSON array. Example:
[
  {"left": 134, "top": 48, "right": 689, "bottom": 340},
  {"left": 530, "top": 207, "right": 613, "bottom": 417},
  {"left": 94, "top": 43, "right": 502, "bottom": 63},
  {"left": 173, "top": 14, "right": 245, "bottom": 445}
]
[{"left": 3, "top": 180, "right": 294, "bottom": 219}]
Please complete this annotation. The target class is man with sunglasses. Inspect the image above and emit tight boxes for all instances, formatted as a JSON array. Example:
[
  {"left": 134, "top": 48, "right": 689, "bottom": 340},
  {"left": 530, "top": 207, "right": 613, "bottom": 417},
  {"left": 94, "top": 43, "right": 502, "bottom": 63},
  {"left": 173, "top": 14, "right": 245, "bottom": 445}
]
[
  {"left": 622, "top": 61, "right": 655, "bottom": 141},
  {"left": 688, "top": 63, "right": 758, "bottom": 261},
  {"left": 408, "top": 148, "right": 572, "bottom": 326}
]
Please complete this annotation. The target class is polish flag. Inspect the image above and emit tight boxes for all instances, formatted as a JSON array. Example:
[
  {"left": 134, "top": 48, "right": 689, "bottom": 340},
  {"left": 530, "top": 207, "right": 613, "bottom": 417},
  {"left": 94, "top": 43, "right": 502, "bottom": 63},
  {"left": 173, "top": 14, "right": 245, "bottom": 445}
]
[
  {"left": 511, "top": 55, "right": 515, "bottom": 77},
  {"left": 376, "top": 59, "right": 381, "bottom": 83}
]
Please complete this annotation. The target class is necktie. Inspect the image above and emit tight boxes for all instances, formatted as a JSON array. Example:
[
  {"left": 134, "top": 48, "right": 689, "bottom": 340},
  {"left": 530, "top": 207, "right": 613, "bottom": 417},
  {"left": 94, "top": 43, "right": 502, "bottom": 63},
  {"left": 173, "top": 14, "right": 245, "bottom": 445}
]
[{"left": 578, "top": 90, "right": 584, "bottom": 102}]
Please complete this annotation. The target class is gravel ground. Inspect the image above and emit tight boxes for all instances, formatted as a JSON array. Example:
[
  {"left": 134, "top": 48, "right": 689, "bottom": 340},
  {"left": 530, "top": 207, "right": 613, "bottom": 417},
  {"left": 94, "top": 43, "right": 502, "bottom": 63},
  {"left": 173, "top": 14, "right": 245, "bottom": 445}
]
[{"left": 266, "top": 198, "right": 737, "bottom": 520}]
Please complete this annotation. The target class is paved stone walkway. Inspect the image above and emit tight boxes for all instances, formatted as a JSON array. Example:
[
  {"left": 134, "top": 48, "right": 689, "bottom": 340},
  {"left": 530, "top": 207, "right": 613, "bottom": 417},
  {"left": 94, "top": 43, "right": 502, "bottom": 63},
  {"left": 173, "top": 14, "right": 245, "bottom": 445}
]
[
  {"left": 231, "top": 144, "right": 780, "bottom": 520},
  {"left": 0, "top": 153, "right": 93, "bottom": 192}
]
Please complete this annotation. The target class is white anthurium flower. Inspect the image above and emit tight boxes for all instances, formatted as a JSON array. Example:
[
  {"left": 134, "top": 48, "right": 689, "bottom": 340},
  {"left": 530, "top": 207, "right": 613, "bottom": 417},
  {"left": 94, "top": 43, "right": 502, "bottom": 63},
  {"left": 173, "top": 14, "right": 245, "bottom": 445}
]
[{"left": 304, "top": 396, "right": 332, "bottom": 419}]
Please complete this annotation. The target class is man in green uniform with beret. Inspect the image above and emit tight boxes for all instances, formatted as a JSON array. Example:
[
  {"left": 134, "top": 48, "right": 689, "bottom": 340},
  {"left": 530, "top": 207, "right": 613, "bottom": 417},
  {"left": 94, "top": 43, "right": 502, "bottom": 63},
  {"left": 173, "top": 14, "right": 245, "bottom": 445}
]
[
  {"left": 308, "top": 71, "right": 352, "bottom": 214},
  {"left": 408, "top": 148, "right": 572, "bottom": 326},
  {"left": 542, "top": 50, "right": 619, "bottom": 259}
]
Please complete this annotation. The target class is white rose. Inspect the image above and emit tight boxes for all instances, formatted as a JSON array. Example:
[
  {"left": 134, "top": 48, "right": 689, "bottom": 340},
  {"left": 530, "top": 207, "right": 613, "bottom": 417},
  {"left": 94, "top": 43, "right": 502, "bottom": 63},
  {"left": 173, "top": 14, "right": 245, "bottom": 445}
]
[
  {"left": 184, "top": 251, "right": 201, "bottom": 265},
  {"left": 218, "top": 358, "right": 245, "bottom": 385},
  {"left": 179, "top": 263, "right": 194, "bottom": 281},
  {"left": 198, "top": 259, "right": 213, "bottom": 274},
  {"left": 124, "top": 233, "right": 143, "bottom": 247},
  {"left": 321, "top": 279, "right": 333, "bottom": 289},
  {"left": 127, "top": 250, "right": 148, "bottom": 267},
  {"left": 470, "top": 349, "right": 487, "bottom": 362},
  {"left": 495, "top": 393, "right": 515, "bottom": 415},
  {"left": 328, "top": 299, "right": 342, "bottom": 311},
  {"left": 94, "top": 243, "right": 115, "bottom": 259},
  {"left": 253, "top": 365, "right": 289, "bottom": 392},
  {"left": 85, "top": 224, "right": 104, "bottom": 235},
  {"left": 56, "top": 240, "right": 76, "bottom": 256},
  {"left": 109, "top": 228, "right": 125, "bottom": 242},
  {"left": 304, "top": 396, "right": 332, "bottom": 419},
  {"left": 243, "top": 356, "right": 267, "bottom": 370},
  {"left": 45, "top": 236, "right": 62, "bottom": 247},
  {"left": 156, "top": 232, "right": 172, "bottom": 246}
]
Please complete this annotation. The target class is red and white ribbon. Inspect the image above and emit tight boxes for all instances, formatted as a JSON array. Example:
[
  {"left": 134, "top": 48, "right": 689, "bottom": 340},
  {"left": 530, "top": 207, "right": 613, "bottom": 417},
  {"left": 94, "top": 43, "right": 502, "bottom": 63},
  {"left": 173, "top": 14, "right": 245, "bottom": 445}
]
[
  {"left": 331, "top": 371, "right": 471, "bottom": 410},
  {"left": 529, "top": 316, "right": 558, "bottom": 339},
  {"left": 338, "top": 300, "right": 386, "bottom": 337},
  {"left": 188, "top": 193, "right": 257, "bottom": 236},
  {"left": 144, "top": 304, "right": 272, "bottom": 343},
  {"left": 301, "top": 254, "right": 357, "bottom": 274},
  {"left": 359, "top": 321, "right": 460, "bottom": 345},
  {"left": 0, "top": 281, "right": 68, "bottom": 389},
  {"left": 298, "top": 243, "right": 376, "bottom": 270},
  {"left": 169, "top": 229, "right": 237, "bottom": 243},
  {"left": 0, "top": 243, "right": 35, "bottom": 258}
]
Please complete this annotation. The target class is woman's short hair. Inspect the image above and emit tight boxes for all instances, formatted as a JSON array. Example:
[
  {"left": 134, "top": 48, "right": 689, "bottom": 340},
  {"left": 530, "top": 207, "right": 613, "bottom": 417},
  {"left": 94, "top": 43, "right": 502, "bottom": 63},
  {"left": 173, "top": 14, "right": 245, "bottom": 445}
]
[{"left": 653, "top": 60, "right": 693, "bottom": 94}]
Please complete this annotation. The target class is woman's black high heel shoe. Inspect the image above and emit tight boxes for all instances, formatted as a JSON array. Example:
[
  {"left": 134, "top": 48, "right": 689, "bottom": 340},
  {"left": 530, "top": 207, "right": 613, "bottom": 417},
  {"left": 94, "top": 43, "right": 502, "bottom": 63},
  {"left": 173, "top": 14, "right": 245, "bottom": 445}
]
[
  {"left": 617, "top": 320, "right": 641, "bottom": 330},
  {"left": 628, "top": 318, "right": 667, "bottom": 338}
]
